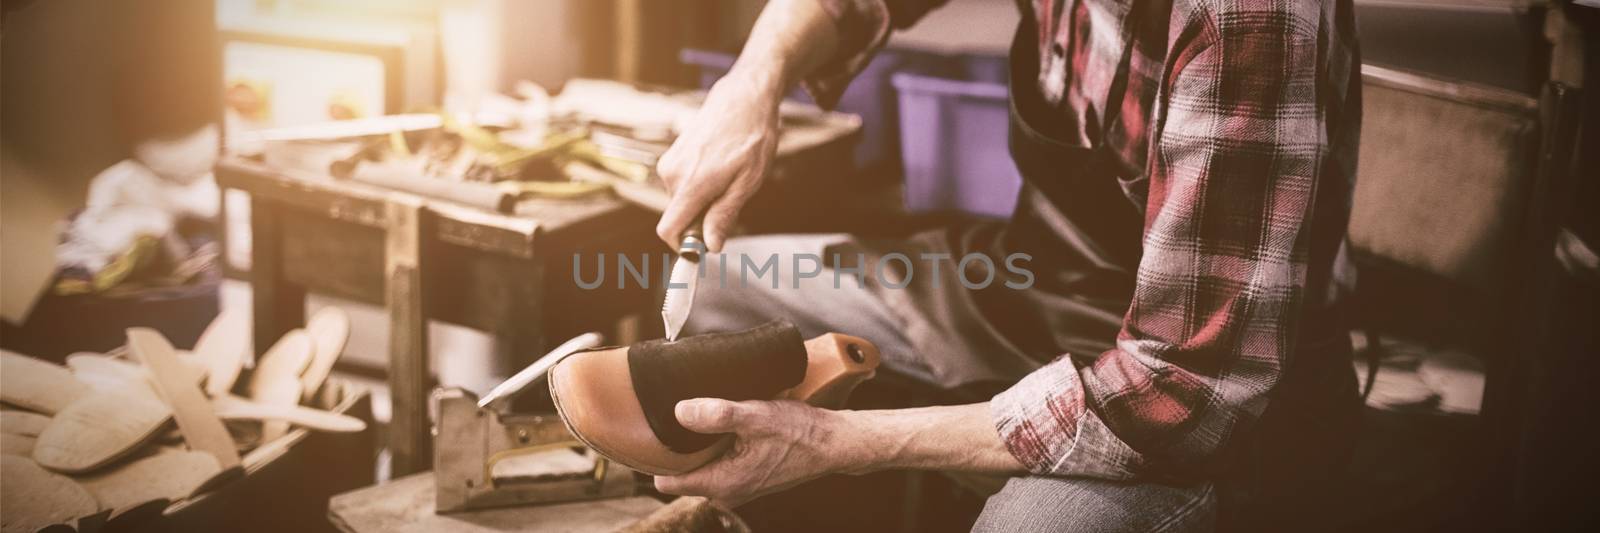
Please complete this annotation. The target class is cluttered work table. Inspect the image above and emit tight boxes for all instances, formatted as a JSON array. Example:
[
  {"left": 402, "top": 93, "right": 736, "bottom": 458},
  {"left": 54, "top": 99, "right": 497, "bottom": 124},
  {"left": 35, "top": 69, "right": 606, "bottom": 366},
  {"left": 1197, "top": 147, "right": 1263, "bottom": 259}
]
[{"left": 217, "top": 79, "right": 861, "bottom": 480}]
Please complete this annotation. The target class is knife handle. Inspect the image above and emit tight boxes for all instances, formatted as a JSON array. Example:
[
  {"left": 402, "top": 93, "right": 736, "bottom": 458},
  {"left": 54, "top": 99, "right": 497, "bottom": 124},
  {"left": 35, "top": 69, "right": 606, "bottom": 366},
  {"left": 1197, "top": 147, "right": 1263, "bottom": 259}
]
[{"left": 678, "top": 216, "right": 705, "bottom": 262}]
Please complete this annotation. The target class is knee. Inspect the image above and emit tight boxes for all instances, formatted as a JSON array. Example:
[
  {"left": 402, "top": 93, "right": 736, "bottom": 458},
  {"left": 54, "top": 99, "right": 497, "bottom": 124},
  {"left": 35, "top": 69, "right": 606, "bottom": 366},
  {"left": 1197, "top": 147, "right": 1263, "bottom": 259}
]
[{"left": 972, "top": 477, "right": 1216, "bottom": 533}]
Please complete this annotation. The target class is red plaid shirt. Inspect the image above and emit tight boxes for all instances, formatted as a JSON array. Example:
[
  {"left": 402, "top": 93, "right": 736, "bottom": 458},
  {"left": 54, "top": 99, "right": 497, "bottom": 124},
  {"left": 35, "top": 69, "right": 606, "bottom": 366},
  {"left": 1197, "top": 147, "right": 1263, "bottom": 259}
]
[{"left": 809, "top": 0, "right": 1360, "bottom": 479}]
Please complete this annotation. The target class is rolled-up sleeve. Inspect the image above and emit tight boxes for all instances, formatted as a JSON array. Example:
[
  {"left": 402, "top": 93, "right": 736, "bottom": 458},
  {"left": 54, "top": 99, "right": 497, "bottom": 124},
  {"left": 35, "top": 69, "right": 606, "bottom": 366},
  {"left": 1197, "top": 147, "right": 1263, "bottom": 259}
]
[
  {"left": 804, "top": 0, "right": 948, "bottom": 108},
  {"left": 990, "top": 10, "right": 1327, "bottom": 480}
]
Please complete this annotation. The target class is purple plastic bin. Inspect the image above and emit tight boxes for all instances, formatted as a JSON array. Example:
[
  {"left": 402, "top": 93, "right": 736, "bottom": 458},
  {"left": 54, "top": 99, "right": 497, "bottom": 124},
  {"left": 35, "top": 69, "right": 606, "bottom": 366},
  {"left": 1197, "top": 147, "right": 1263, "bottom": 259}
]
[{"left": 892, "top": 72, "right": 1021, "bottom": 220}]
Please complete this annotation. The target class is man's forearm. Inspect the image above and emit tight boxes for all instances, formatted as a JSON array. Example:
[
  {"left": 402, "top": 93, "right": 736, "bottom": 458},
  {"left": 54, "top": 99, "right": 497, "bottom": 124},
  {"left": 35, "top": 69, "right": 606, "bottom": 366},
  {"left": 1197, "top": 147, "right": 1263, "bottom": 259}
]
[
  {"left": 726, "top": 0, "right": 840, "bottom": 103},
  {"left": 829, "top": 403, "right": 1025, "bottom": 474}
]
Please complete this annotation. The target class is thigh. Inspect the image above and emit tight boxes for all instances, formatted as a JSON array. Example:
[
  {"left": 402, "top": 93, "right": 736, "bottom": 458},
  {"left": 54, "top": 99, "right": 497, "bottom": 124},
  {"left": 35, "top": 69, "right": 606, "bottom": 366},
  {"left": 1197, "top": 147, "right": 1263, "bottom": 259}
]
[
  {"left": 684, "top": 234, "right": 934, "bottom": 382},
  {"left": 972, "top": 477, "right": 1216, "bottom": 533}
]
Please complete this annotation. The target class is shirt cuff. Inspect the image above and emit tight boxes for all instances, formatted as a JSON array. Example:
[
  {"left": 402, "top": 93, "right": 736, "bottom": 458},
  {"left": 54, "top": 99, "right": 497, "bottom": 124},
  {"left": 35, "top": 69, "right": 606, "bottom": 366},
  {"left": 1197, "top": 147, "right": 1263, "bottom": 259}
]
[
  {"left": 802, "top": 0, "right": 893, "bottom": 109},
  {"left": 990, "top": 356, "right": 1145, "bottom": 479}
]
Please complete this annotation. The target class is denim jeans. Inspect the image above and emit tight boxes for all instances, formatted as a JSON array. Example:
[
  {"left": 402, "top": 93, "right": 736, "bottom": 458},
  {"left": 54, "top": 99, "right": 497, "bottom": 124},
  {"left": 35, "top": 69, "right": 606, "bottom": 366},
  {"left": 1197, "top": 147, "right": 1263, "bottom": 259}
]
[{"left": 973, "top": 477, "right": 1215, "bottom": 533}]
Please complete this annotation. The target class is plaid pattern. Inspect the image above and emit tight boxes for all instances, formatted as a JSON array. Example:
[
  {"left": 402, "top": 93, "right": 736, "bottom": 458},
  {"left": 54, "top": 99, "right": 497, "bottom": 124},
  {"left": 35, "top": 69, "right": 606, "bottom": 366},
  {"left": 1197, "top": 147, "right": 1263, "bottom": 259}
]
[{"left": 810, "top": 0, "right": 1359, "bottom": 478}]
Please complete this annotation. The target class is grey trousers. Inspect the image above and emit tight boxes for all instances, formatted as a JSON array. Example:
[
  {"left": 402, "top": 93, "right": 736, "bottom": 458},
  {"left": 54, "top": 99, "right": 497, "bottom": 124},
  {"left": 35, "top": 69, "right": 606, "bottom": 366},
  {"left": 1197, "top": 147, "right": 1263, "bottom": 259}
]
[{"left": 686, "top": 235, "right": 1217, "bottom": 532}]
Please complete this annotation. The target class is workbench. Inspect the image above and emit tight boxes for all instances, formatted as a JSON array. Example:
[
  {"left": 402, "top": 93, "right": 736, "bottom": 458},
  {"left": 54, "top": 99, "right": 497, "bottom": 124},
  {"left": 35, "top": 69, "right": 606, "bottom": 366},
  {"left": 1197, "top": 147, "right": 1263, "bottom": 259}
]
[
  {"left": 217, "top": 105, "right": 860, "bottom": 478},
  {"left": 218, "top": 157, "right": 660, "bottom": 477},
  {"left": 328, "top": 473, "right": 663, "bottom": 533}
]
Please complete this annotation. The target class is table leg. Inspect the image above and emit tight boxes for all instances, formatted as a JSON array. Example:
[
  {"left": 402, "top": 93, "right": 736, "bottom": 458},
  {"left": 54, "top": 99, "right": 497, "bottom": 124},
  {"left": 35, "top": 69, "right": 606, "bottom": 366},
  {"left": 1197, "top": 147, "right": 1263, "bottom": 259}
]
[
  {"left": 385, "top": 198, "right": 432, "bottom": 476},
  {"left": 250, "top": 198, "right": 306, "bottom": 356}
]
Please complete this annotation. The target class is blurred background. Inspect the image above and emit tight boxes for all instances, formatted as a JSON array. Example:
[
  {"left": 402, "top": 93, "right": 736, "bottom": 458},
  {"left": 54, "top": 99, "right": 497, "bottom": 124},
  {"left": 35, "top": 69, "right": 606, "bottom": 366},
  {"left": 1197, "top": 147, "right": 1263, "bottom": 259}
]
[{"left": 1, "top": 0, "right": 1596, "bottom": 531}]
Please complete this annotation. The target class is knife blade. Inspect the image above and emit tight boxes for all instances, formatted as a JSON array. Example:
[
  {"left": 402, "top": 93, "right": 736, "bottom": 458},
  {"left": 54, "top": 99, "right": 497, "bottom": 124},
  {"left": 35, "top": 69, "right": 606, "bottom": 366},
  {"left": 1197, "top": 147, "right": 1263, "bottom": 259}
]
[{"left": 662, "top": 223, "right": 705, "bottom": 342}]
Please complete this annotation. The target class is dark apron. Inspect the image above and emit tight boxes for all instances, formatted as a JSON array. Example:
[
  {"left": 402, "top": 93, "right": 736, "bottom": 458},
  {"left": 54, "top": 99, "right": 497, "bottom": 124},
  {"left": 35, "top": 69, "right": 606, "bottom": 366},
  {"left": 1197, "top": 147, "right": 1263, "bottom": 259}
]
[
  {"left": 845, "top": 4, "right": 1145, "bottom": 388},
  {"left": 843, "top": 2, "right": 1361, "bottom": 519}
]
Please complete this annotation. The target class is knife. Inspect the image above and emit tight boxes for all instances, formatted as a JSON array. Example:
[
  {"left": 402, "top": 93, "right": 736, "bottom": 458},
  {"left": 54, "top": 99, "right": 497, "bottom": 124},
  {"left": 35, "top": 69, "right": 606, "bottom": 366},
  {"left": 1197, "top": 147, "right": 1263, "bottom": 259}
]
[{"left": 661, "top": 220, "right": 705, "bottom": 342}]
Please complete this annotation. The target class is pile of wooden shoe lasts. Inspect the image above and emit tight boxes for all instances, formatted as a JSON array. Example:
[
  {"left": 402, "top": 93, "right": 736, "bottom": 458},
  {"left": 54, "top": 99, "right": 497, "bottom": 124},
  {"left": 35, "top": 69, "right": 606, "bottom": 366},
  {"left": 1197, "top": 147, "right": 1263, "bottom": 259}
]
[{"left": 0, "top": 308, "right": 366, "bottom": 532}]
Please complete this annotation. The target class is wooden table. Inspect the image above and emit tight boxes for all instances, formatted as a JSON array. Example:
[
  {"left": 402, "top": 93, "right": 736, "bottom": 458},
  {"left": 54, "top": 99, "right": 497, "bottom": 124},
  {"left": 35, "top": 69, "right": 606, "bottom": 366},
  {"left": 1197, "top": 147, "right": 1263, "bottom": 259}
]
[
  {"left": 218, "top": 158, "right": 662, "bottom": 477},
  {"left": 328, "top": 473, "right": 663, "bottom": 533},
  {"left": 217, "top": 107, "right": 860, "bottom": 478}
]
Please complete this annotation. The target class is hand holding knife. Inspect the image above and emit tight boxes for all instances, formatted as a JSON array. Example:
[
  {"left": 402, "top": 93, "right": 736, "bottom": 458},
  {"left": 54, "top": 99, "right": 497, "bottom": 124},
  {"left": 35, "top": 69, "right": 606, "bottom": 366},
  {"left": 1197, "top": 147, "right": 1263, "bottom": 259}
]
[{"left": 653, "top": 53, "right": 783, "bottom": 341}]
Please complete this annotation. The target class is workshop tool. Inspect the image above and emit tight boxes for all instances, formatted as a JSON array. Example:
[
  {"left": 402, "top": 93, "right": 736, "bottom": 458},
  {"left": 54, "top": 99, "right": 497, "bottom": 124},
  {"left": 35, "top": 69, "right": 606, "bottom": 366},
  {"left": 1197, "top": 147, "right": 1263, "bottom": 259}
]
[
  {"left": 568, "top": 133, "right": 659, "bottom": 183},
  {"left": 433, "top": 334, "right": 635, "bottom": 513},
  {"left": 343, "top": 163, "right": 519, "bottom": 214},
  {"left": 563, "top": 161, "right": 669, "bottom": 213},
  {"left": 493, "top": 179, "right": 611, "bottom": 202},
  {"left": 661, "top": 220, "right": 706, "bottom": 342},
  {"left": 443, "top": 113, "right": 584, "bottom": 178},
  {"left": 325, "top": 119, "right": 618, "bottom": 213},
  {"left": 548, "top": 320, "right": 880, "bottom": 476}
]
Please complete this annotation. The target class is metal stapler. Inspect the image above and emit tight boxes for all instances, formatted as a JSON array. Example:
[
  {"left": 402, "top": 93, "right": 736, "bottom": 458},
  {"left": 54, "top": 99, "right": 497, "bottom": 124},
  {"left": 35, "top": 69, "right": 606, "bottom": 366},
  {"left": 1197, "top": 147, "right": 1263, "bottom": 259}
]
[{"left": 433, "top": 333, "right": 636, "bottom": 513}]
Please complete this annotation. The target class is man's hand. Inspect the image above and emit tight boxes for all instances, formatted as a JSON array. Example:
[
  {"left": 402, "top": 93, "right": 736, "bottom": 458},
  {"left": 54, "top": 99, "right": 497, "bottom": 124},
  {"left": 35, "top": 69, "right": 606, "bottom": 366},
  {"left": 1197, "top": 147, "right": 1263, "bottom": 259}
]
[
  {"left": 654, "top": 72, "right": 781, "bottom": 253},
  {"left": 653, "top": 398, "right": 848, "bottom": 509},
  {"left": 653, "top": 400, "right": 1024, "bottom": 509},
  {"left": 652, "top": 0, "right": 839, "bottom": 252}
]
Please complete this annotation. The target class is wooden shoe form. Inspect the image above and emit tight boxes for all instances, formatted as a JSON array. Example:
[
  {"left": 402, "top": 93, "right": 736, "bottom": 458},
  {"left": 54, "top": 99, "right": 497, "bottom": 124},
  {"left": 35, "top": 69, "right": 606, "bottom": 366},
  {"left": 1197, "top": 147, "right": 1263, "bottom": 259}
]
[
  {"left": 299, "top": 307, "right": 350, "bottom": 403},
  {"left": 2, "top": 411, "right": 51, "bottom": 437},
  {"left": 31, "top": 386, "right": 171, "bottom": 473},
  {"left": 127, "top": 328, "right": 241, "bottom": 470},
  {"left": 248, "top": 330, "right": 314, "bottom": 400},
  {"left": 1, "top": 351, "right": 91, "bottom": 415},
  {"left": 190, "top": 308, "right": 251, "bottom": 397},
  {"left": 0, "top": 455, "right": 99, "bottom": 532}
]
